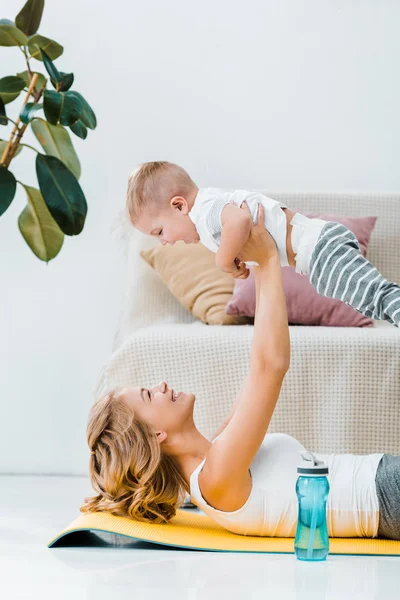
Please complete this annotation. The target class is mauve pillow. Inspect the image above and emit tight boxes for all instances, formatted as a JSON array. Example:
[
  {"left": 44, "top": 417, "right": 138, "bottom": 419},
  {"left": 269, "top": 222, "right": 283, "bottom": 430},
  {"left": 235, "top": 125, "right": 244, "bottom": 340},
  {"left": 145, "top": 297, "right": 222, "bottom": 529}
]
[{"left": 226, "top": 215, "right": 377, "bottom": 327}]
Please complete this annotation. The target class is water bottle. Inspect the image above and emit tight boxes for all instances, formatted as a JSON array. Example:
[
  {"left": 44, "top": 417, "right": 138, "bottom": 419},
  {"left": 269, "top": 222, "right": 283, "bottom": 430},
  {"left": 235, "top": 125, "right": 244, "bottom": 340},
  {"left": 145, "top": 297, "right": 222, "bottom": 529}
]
[{"left": 294, "top": 451, "right": 330, "bottom": 561}]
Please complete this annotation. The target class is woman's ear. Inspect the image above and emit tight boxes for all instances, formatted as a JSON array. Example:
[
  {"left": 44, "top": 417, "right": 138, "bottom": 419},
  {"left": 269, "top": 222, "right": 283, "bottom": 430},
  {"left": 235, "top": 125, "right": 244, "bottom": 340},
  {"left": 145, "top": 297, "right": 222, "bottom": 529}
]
[
  {"left": 156, "top": 431, "right": 168, "bottom": 444},
  {"left": 170, "top": 196, "right": 189, "bottom": 214}
]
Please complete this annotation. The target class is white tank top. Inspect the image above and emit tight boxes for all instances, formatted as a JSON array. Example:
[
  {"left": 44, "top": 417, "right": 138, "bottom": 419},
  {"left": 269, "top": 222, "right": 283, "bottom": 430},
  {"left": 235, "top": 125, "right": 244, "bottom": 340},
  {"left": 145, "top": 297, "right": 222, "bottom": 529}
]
[{"left": 190, "top": 433, "right": 383, "bottom": 538}]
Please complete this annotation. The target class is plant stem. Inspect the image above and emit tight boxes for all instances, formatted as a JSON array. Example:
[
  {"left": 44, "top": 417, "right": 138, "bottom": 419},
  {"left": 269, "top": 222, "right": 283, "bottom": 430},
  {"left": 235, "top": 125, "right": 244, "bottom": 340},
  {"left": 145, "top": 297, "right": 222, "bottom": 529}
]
[
  {"left": 2, "top": 116, "right": 19, "bottom": 127},
  {"left": 22, "top": 46, "right": 39, "bottom": 101},
  {"left": 0, "top": 74, "right": 39, "bottom": 168},
  {"left": 7, "top": 124, "right": 29, "bottom": 166},
  {"left": 25, "top": 50, "right": 33, "bottom": 80},
  {"left": 20, "top": 143, "right": 40, "bottom": 154}
]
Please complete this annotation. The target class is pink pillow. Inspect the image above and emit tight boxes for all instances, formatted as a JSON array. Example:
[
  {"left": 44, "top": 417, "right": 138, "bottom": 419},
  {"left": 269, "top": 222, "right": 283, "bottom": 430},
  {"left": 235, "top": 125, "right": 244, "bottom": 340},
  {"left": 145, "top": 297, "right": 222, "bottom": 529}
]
[{"left": 226, "top": 214, "right": 377, "bottom": 327}]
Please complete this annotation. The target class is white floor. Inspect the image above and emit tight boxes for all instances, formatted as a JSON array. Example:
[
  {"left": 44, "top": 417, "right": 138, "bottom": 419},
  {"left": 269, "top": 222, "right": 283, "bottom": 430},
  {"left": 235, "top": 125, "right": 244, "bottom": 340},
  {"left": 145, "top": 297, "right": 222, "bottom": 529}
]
[{"left": 1, "top": 476, "right": 399, "bottom": 600}]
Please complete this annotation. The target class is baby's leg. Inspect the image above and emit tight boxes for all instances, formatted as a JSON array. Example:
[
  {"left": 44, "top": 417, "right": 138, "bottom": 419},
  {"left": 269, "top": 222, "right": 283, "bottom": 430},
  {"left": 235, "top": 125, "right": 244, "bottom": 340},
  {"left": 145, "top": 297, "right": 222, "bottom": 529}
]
[{"left": 309, "top": 222, "right": 400, "bottom": 327}]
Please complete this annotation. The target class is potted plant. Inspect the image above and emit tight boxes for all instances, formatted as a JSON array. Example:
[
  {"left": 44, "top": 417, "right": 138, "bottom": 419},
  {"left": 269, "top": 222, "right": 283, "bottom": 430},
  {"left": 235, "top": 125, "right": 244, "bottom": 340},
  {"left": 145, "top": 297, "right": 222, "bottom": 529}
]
[{"left": 0, "top": 0, "right": 96, "bottom": 261}]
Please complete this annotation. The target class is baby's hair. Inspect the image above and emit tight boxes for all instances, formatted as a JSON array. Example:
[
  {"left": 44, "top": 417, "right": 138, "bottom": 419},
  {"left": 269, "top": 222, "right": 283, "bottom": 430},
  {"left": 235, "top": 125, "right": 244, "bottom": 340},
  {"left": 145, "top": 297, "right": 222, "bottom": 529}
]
[{"left": 126, "top": 161, "right": 196, "bottom": 223}]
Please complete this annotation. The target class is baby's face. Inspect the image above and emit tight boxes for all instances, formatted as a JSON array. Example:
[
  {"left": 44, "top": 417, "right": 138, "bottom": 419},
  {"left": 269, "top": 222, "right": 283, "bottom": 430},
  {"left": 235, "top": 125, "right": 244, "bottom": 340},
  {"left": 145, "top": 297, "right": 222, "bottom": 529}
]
[{"left": 135, "top": 201, "right": 200, "bottom": 246}]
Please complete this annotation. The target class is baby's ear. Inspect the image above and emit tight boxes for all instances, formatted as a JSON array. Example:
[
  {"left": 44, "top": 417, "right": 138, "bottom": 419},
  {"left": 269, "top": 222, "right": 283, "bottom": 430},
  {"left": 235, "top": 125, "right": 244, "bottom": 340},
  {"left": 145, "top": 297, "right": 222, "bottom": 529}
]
[{"left": 170, "top": 196, "right": 188, "bottom": 214}]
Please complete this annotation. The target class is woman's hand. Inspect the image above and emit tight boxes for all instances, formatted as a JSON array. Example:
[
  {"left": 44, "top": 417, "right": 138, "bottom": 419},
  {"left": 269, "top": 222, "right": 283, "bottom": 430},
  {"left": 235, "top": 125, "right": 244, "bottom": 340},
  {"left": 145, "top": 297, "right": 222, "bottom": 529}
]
[{"left": 236, "top": 203, "right": 278, "bottom": 266}]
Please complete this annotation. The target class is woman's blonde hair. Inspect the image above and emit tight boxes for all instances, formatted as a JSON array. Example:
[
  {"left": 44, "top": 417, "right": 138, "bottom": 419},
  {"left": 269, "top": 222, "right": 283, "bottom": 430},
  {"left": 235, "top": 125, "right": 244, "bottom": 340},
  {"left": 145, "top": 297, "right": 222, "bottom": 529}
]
[{"left": 81, "top": 389, "right": 189, "bottom": 523}]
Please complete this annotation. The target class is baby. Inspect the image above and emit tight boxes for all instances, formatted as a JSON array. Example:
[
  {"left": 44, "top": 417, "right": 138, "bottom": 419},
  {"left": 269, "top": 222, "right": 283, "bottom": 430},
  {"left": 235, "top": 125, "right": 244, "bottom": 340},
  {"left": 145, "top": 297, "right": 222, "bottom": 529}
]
[{"left": 127, "top": 161, "right": 400, "bottom": 327}]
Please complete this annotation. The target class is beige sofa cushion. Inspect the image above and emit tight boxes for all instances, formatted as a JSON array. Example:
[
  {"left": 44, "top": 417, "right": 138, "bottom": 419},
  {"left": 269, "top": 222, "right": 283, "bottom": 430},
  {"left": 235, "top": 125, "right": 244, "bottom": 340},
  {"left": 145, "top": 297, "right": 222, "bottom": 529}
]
[{"left": 140, "top": 242, "right": 250, "bottom": 326}]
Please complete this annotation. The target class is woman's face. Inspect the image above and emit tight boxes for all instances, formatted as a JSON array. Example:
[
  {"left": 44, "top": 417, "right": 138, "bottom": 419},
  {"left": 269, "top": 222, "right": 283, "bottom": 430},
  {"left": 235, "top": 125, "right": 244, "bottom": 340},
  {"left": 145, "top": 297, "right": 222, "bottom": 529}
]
[{"left": 120, "top": 382, "right": 196, "bottom": 442}]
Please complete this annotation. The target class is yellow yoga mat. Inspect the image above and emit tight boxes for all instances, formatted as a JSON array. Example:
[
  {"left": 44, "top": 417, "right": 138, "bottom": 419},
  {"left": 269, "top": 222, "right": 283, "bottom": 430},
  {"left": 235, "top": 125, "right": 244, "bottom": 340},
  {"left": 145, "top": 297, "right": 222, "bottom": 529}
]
[{"left": 48, "top": 509, "right": 400, "bottom": 555}]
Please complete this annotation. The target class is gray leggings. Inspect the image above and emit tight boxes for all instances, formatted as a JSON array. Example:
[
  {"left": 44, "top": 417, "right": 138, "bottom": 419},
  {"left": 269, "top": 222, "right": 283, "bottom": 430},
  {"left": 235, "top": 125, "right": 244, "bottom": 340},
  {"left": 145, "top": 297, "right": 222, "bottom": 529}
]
[{"left": 376, "top": 454, "right": 400, "bottom": 540}]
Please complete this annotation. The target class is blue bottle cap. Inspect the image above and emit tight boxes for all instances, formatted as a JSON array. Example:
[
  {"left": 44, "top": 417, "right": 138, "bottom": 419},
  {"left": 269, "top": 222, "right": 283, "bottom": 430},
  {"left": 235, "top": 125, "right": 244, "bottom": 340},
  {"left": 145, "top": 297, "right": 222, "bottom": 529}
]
[{"left": 297, "top": 451, "right": 329, "bottom": 476}]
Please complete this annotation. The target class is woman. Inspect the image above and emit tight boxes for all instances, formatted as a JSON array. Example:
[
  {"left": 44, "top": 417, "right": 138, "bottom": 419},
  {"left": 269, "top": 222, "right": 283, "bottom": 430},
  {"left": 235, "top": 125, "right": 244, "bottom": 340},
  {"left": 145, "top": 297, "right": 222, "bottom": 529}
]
[{"left": 82, "top": 204, "right": 400, "bottom": 540}]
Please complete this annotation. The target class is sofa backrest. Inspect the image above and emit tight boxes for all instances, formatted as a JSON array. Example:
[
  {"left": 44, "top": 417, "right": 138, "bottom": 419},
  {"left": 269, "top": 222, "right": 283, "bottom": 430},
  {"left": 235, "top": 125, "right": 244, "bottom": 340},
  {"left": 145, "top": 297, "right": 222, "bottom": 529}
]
[
  {"left": 114, "top": 193, "right": 400, "bottom": 348},
  {"left": 113, "top": 219, "right": 196, "bottom": 350}
]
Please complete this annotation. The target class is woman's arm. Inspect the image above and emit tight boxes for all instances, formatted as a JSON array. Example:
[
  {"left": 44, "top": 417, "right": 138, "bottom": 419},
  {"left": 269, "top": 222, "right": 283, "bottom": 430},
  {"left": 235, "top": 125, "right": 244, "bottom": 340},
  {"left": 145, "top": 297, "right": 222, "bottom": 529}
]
[
  {"left": 210, "top": 204, "right": 281, "bottom": 441},
  {"left": 211, "top": 264, "right": 263, "bottom": 441},
  {"left": 201, "top": 205, "right": 290, "bottom": 510}
]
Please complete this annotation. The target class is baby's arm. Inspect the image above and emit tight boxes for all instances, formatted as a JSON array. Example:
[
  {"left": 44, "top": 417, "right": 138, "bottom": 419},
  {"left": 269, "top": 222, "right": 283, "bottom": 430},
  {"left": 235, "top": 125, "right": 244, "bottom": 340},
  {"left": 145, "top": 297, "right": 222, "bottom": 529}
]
[{"left": 215, "top": 203, "right": 252, "bottom": 275}]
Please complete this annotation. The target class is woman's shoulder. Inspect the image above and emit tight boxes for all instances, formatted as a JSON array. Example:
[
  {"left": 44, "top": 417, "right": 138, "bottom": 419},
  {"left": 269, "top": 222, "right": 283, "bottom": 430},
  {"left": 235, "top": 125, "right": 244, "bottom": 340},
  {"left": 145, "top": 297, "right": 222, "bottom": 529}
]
[
  {"left": 189, "top": 435, "right": 252, "bottom": 513},
  {"left": 190, "top": 456, "right": 253, "bottom": 514}
]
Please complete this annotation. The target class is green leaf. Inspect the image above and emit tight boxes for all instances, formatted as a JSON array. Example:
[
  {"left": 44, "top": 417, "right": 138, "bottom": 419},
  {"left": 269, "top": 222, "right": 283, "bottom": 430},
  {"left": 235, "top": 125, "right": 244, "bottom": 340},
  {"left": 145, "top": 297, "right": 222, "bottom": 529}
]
[
  {"left": 0, "top": 98, "right": 6, "bottom": 126},
  {"left": 51, "top": 71, "right": 74, "bottom": 92},
  {"left": 0, "top": 24, "right": 28, "bottom": 46},
  {"left": 0, "top": 19, "right": 15, "bottom": 26},
  {"left": 0, "top": 139, "right": 22, "bottom": 158},
  {"left": 36, "top": 154, "right": 87, "bottom": 235},
  {"left": 69, "top": 119, "right": 87, "bottom": 140},
  {"left": 28, "top": 35, "right": 63, "bottom": 61},
  {"left": 0, "top": 75, "right": 26, "bottom": 104},
  {"left": 17, "top": 70, "right": 46, "bottom": 93},
  {"left": 43, "top": 90, "right": 82, "bottom": 126},
  {"left": 67, "top": 91, "right": 97, "bottom": 130},
  {"left": 0, "top": 166, "right": 16, "bottom": 217},
  {"left": 0, "top": 91, "right": 20, "bottom": 105},
  {"left": 40, "top": 49, "right": 61, "bottom": 83},
  {"left": 31, "top": 118, "right": 81, "bottom": 179},
  {"left": 15, "top": 0, "right": 44, "bottom": 36},
  {"left": 20, "top": 101, "right": 43, "bottom": 124},
  {"left": 18, "top": 184, "right": 64, "bottom": 262}
]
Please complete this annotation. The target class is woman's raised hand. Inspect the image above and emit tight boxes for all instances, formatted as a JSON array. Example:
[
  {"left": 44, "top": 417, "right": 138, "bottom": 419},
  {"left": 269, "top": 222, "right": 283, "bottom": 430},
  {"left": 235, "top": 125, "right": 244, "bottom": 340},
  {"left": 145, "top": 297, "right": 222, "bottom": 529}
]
[{"left": 237, "top": 202, "right": 278, "bottom": 266}]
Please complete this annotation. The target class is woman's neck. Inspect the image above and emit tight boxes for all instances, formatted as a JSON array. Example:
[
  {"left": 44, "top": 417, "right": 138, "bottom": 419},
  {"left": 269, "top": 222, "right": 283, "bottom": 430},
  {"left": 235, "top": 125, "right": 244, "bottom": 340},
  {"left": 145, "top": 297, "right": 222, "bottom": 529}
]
[{"left": 173, "top": 428, "right": 212, "bottom": 483}]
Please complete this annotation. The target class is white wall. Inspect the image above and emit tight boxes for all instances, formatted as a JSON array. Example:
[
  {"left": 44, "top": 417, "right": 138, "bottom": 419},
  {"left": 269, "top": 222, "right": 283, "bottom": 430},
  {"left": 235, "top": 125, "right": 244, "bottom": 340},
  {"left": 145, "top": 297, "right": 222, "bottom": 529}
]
[{"left": 1, "top": 0, "right": 399, "bottom": 474}]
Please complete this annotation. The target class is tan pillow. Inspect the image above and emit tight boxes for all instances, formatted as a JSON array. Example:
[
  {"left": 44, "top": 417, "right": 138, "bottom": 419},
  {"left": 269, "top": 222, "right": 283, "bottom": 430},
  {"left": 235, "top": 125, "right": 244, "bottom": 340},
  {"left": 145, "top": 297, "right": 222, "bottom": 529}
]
[{"left": 140, "top": 242, "right": 250, "bottom": 325}]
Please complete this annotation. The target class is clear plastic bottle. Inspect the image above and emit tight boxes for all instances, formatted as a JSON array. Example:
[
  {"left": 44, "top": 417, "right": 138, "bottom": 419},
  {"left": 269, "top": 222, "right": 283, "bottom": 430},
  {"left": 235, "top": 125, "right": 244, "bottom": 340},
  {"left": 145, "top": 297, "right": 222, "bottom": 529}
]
[{"left": 294, "top": 451, "right": 330, "bottom": 561}]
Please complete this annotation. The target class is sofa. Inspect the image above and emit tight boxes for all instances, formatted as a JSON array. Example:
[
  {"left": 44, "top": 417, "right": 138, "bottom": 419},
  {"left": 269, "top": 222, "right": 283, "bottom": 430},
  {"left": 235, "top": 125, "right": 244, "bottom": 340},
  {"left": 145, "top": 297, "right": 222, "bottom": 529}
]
[{"left": 96, "top": 193, "right": 400, "bottom": 454}]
